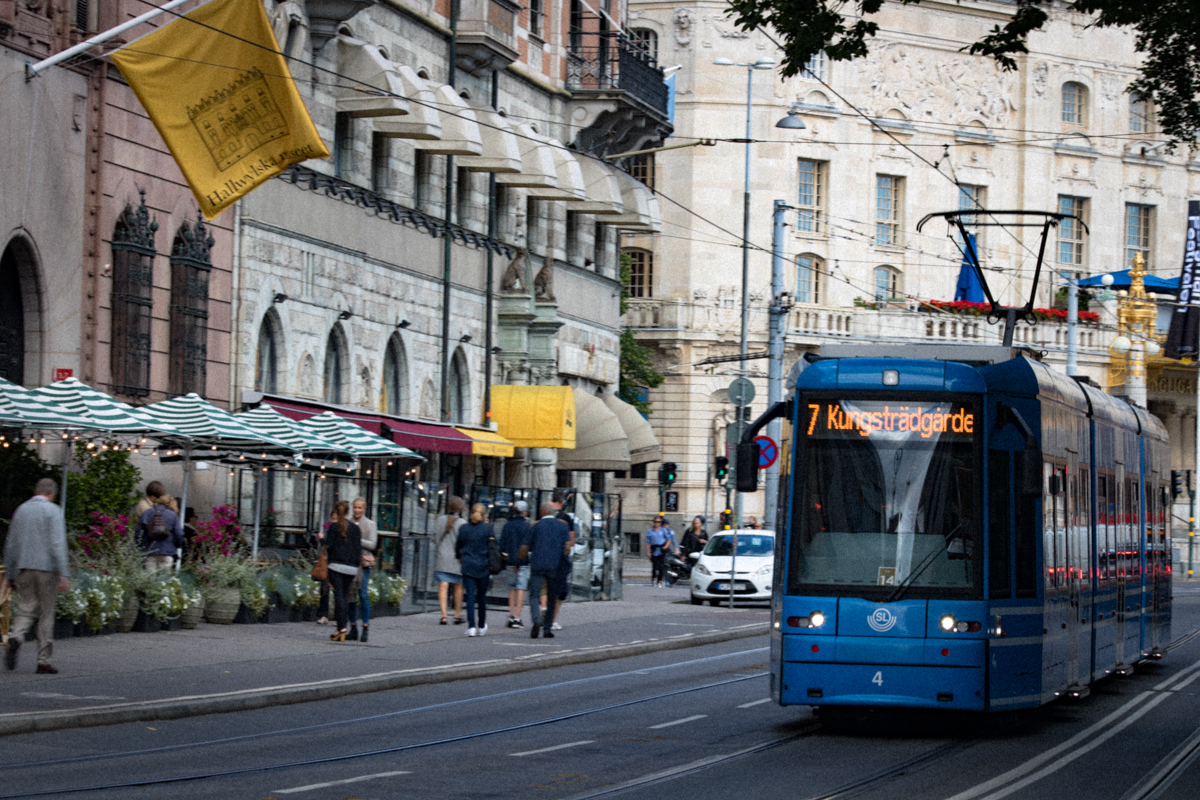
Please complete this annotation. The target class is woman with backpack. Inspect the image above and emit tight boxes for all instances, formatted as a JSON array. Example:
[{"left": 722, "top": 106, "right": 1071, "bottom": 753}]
[
  {"left": 455, "top": 503, "right": 496, "bottom": 637},
  {"left": 137, "top": 493, "right": 185, "bottom": 572},
  {"left": 322, "top": 500, "right": 362, "bottom": 642},
  {"left": 433, "top": 496, "right": 466, "bottom": 626}
]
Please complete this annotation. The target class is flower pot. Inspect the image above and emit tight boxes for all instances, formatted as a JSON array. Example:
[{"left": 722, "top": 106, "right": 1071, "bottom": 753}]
[
  {"left": 132, "top": 611, "right": 158, "bottom": 633},
  {"left": 116, "top": 595, "right": 140, "bottom": 633},
  {"left": 161, "top": 616, "right": 182, "bottom": 632},
  {"left": 180, "top": 597, "right": 206, "bottom": 629},
  {"left": 203, "top": 588, "right": 240, "bottom": 625},
  {"left": 267, "top": 604, "right": 292, "bottom": 624}
]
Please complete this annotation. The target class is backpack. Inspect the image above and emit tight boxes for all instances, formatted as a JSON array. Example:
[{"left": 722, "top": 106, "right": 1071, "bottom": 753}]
[
  {"left": 487, "top": 536, "right": 505, "bottom": 575},
  {"left": 147, "top": 507, "right": 170, "bottom": 542}
]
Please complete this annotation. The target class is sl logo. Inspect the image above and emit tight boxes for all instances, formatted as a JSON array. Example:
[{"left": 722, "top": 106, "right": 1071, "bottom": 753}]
[{"left": 867, "top": 608, "right": 897, "bottom": 633}]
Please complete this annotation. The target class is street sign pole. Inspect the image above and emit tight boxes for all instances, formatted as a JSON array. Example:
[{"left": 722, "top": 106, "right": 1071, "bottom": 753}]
[{"left": 728, "top": 378, "right": 755, "bottom": 529}]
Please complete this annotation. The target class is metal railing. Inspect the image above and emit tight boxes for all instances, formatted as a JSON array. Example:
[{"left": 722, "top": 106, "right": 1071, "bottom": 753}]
[{"left": 566, "top": 32, "right": 669, "bottom": 115}]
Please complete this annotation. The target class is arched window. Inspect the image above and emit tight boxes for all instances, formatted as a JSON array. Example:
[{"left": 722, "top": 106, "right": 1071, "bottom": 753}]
[
  {"left": 795, "top": 254, "right": 822, "bottom": 305},
  {"left": 381, "top": 335, "right": 407, "bottom": 415},
  {"left": 168, "top": 214, "right": 212, "bottom": 397},
  {"left": 255, "top": 312, "right": 279, "bottom": 394},
  {"left": 1061, "top": 82, "right": 1087, "bottom": 125},
  {"left": 324, "top": 326, "right": 347, "bottom": 404},
  {"left": 629, "top": 28, "right": 657, "bottom": 60},
  {"left": 1129, "top": 92, "right": 1151, "bottom": 133},
  {"left": 447, "top": 347, "right": 469, "bottom": 423},
  {"left": 110, "top": 190, "right": 157, "bottom": 398},
  {"left": 874, "top": 266, "right": 900, "bottom": 302}
]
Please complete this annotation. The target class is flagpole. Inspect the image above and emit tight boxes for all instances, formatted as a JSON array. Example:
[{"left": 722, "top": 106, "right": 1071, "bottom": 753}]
[{"left": 26, "top": 0, "right": 195, "bottom": 80}]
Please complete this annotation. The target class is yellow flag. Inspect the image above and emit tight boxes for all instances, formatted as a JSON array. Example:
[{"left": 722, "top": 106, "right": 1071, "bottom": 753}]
[{"left": 111, "top": 0, "right": 329, "bottom": 220}]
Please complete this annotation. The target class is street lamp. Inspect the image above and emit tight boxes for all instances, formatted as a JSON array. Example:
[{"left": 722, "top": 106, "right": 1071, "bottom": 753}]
[{"left": 714, "top": 55, "right": 774, "bottom": 527}]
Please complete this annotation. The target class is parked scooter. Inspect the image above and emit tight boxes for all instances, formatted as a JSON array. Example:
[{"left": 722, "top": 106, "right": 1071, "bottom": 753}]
[{"left": 664, "top": 551, "right": 694, "bottom": 586}]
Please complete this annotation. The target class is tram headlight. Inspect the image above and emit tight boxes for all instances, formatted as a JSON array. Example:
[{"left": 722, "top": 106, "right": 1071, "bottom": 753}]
[
  {"left": 939, "top": 614, "right": 982, "bottom": 633},
  {"left": 939, "top": 614, "right": 958, "bottom": 632},
  {"left": 809, "top": 611, "right": 826, "bottom": 628}
]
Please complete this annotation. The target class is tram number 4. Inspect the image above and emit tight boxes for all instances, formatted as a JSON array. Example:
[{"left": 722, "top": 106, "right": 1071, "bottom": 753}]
[{"left": 871, "top": 671, "right": 884, "bottom": 687}]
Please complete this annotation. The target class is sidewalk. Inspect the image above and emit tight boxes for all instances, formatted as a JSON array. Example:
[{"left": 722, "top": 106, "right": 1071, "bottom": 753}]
[{"left": 0, "top": 581, "right": 769, "bottom": 736}]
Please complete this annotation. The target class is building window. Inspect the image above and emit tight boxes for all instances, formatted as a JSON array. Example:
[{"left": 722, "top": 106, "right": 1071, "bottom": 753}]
[
  {"left": 254, "top": 314, "right": 278, "bottom": 394},
  {"left": 334, "top": 112, "right": 354, "bottom": 179},
  {"left": 109, "top": 192, "right": 156, "bottom": 398},
  {"left": 456, "top": 167, "right": 472, "bottom": 227},
  {"left": 629, "top": 28, "right": 657, "bottom": 59},
  {"left": 324, "top": 326, "right": 346, "bottom": 405},
  {"left": 797, "top": 160, "right": 824, "bottom": 233},
  {"left": 1061, "top": 82, "right": 1087, "bottom": 126},
  {"left": 593, "top": 222, "right": 608, "bottom": 274},
  {"left": 565, "top": 211, "right": 581, "bottom": 266},
  {"left": 569, "top": 0, "right": 584, "bottom": 52},
  {"left": 1125, "top": 203, "right": 1153, "bottom": 269},
  {"left": 371, "top": 133, "right": 391, "bottom": 194},
  {"left": 802, "top": 50, "right": 827, "bottom": 81},
  {"left": 874, "top": 266, "right": 900, "bottom": 302},
  {"left": 168, "top": 215, "right": 212, "bottom": 398},
  {"left": 958, "top": 184, "right": 985, "bottom": 246},
  {"left": 1057, "top": 196, "right": 1087, "bottom": 266},
  {"left": 448, "top": 347, "right": 469, "bottom": 423},
  {"left": 526, "top": 196, "right": 542, "bottom": 252},
  {"left": 874, "top": 175, "right": 901, "bottom": 246},
  {"left": 382, "top": 335, "right": 406, "bottom": 415},
  {"left": 795, "top": 254, "right": 822, "bottom": 305},
  {"left": 415, "top": 150, "right": 432, "bottom": 212},
  {"left": 1130, "top": 93, "right": 1151, "bottom": 133},
  {"left": 624, "top": 249, "right": 653, "bottom": 298},
  {"left": 629, "top": 153, "right": 655, "bottom": 191},
  {"left": 528, "top": 0, "right": 543, "bottom": 38}
]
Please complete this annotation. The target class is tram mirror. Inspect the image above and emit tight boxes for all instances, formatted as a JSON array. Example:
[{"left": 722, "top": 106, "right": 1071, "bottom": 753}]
[
  {"left": 736, "top": 442, "right": 760, "bottom": 492},
  {"left": 1019, "top": 444, "right": 1043, "bottom": 497}
]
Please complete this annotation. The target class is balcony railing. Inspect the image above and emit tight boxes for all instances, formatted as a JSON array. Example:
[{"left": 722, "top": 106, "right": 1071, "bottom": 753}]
[{"left": 567, "top": 32, "right": 669, "bottom": 116}]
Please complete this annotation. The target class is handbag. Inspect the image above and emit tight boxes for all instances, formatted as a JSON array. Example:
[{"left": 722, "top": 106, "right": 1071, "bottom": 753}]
[
  {"left": 487, "top": 537, "right": 505, "bottom": 575},
  {"left": 361, "top": 552, "right": 376, "bottom": 568},
  {"left": 311, "top": 550, "right": 329, "bottom": 582}
]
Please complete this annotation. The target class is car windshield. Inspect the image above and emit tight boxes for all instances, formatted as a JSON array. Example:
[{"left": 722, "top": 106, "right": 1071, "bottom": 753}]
[
  {"left": 705, "top": 534, "right": 774, "bottom": 557},
  {"left": 788, "top": 398, "right": 980, "bottom": 597}
]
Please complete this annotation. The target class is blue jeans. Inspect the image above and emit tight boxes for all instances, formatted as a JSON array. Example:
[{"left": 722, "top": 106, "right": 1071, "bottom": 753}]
[
  {"left": 528, "top": 569, "right": 558, "bottom": 628},
  {"left": 463, "top": 574, "right": 490, "bottom": 629},
  {"left": 349, "top": 566, "right": 371, "bottom": 625}
]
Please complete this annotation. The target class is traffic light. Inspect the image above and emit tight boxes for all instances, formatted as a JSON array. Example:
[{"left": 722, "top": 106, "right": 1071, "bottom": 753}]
[
  {"left": 714, "top": 456, "right": 728, "bottom": 481},
  {"left": 721, "top": 508, "right": 732, "bottom": 529},
  {"left": 1173, "top": 470, "right": 1184, "bottom": 498},
  {"left": 658, "top": 462, "right": 677, "bottom": 487}
]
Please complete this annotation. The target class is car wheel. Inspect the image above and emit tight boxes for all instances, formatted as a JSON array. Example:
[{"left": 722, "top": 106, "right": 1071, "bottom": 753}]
[{"left": 690, "top": 594, "right": 702, "bottom": 606}]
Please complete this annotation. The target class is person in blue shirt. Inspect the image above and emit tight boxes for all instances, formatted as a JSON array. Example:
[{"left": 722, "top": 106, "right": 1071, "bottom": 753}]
[
  {"left": 525, "top": 503, "right": 570, "bottom": 639},
  {"left": 137, "top": 493, "right": 186, "bottom": 572},
  {"left": 499, "top": 500, "right": 532, "bottom": 628},
  {"left": 455, "top": 503, "right": 496, "bottom": 637},
  {"left": 644, "top": 516, "right": 676, "bottom": 588}
]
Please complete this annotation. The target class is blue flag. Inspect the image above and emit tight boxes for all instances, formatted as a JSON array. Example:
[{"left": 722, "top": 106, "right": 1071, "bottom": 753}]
[{"left": 954, "top": 233, "right": 986, "bottom": 303}]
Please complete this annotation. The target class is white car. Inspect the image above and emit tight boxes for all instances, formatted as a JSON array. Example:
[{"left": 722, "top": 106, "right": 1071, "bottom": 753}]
[{"left": 689, "top": 530, "right": 775, "bottom": 606}]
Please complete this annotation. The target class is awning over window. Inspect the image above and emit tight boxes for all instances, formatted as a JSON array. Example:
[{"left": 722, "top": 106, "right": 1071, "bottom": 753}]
[
  {"left": 567, "top": 155, "right": 624, "bottom": 215},
  {"left": 372, "top": 64, "right": 442, "bottom": 140},
  {"left": 490, "top": 385, "right": 576, "bottom": 449},
  {"left": 556, "top": 388, "right": 631, "bottom": 472},
  {"left": 457, "top": 108, "right": 522, "bottom": 174},
  {"left": 494, "top": 124, "right": 558, "bottom": 190},
  {"left": 526, "top": 138, "right": 587, "bottom": 202},
  {"left": 609, "top": 168, "right": 662, "bottom": 232},
  {"left": 410, "top": 83, "right": 483, "bottom": 156},
  {"left": 333, "top": 38, "right": 411, "bottom": 118},
  {"left": 385, "top": 420, "right": 474, "bottom": 455},
  {"left": 602, "top": 394, "right": 660, "bottom": 465},
  {"left": 455, "top": 427, "right": 516, "bottom": 457}
]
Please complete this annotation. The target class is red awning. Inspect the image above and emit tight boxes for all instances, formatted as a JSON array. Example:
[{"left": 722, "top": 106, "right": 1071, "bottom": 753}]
[
  {"left": 386, "top": 420, "right": 473, "bottom": 455},
  {"left": 261, "top": 396, "right": 386, "bottom": 434}
]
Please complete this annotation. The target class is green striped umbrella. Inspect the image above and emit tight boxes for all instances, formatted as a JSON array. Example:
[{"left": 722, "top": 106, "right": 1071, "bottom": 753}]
[
  {"left": 297, "top": 411, "right": 423, "bottom": 460},
  {"left": 0, "top": 377, "right": 95, "bottom": 430},
  {"left": 235, "top": 406, "right": 354, "bottom": 459},
  {"left": 30, "top": 378, "right": 189, "bottom": 440},
  {"left": 140, "top": 393, "right": 296, "bottom": 455}
]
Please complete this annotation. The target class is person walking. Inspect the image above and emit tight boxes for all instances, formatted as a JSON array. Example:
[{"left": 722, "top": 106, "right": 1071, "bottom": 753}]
[
  {"left": 526, "top": 502, "right": 570, "bottom": 639},
  {"left": 4, "top": 478, "right": 70, "bottom": 674},
  {"left": 544, "top": 490, "right": 576, "bottom": 631},
  {"left": 680, "top": 516, "right": 708, "bottom": 557},
  {"left": 499, "top": 500, "right": 531, "bottom": 628},
  {"left": 136, "top": 493, "right": 185, "bottom": 572},
  {"left": 322, "top": 500, "right": 362, "bottom": 642},
  {"left": 434, "top": 496, "right": 466, "bottom": 625},
  {"left": 347, "top": 497, "right": 377, "bottom": 642},
  {"left": 456, "top": 503, "right": 495, "bottom": 636},
  {"left": 132, "top": 480, "right": 165, "bottom": 520},
  {"left": 645, "top": 517, "right": 675, "bottom": 588}
]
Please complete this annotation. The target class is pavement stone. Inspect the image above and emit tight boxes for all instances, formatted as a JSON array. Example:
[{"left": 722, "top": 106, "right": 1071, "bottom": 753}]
[{"left": 0, "top": 582, "right": 769, "bottom": 735}]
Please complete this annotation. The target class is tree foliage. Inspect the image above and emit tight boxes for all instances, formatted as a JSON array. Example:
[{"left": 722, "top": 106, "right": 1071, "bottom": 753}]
[
  {"left": 725, "top": 0, "right": 1200, "bottom": 147},
  {"left": 618, "top": 254, "right": 665, "bottom": 414},
  {"left": 0, "top": 440, "right": 58, "bottom": 550},
  {"left": 64, "top": 441, "right": 142, "bottom": 534}
]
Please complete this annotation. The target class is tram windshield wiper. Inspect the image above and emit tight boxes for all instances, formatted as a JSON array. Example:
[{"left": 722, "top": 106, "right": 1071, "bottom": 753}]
[{"left": 886, "top": 523, "right": 962, "bottom": 603}]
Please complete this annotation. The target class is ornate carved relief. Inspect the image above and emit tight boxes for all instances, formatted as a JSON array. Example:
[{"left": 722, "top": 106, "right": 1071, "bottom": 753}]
[
  {"left": 865, "top": 43, "right": 1016, "bottom": 128},
  {"left": 673, "top": 9, "right": 693, "bottom": 47},
  {"left": 1032, "top": 61, "right": 1049, "bottom": 98},
  {"left": 501, "top": 247, "right": 528, "bottom": 293},
  {"left": 533, "top": 263, "right": 555, "bottom": 301}
]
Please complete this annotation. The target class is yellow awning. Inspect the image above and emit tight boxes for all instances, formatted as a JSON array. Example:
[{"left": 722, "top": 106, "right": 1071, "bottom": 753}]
[
  {"left": 455, "top": 427, "right": 516, "bottom": 457},
  {"left": 490, "top": 385, "right": 576, "bottom": 449}
]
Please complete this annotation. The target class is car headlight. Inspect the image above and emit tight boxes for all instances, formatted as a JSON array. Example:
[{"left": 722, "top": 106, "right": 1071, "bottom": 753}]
[
  {"left": 754, "top": 564, "right": 772, "bottom": 576},
  {"left": 695, "top": 563, "right": 711, "bottom": 576}
]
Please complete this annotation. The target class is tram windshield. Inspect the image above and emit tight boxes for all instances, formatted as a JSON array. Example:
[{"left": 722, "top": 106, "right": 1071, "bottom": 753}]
[{"left": 788, "top": 398, "right": 981, "bottom": 598}]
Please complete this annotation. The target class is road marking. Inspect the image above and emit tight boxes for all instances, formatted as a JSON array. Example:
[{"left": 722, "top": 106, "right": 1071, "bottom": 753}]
[
  {"left": 21, "top": 692, "right": 126, "bottom": 701},
  {"left": 273, "top": 770, "right": 410, "bottom": 794},
  {"left": 944, "top": 657, "right": 1200, "bottom": 800},
  {"left": 511, "top": 740, "right": 595, "bottom": 757},
  {"left": 737, "top": 698, "right": 772, "bottom": 708},
  {"left": 650, "top": 714, "right": 708, "bottom": 729}
]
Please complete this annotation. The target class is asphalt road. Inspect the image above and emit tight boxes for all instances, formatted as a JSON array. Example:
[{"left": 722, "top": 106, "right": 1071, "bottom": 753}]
[{"left": 5, "top": 590, "right": 1200, "bottom": 800}]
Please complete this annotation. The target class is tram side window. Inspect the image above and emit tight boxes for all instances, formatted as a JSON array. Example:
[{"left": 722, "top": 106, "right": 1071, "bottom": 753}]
[
  {"left": 1015, "top": 458, "right": 1038, "bottom": 598},
  {"left": 1097, "top": 474, "right": 1112, "bottom": 580},
  {"left": 1044, "top": 463, "right": 1060, "bottom": 591},
  {"left": 988, "top": 451, "right": 1012, "bottom": 599}
]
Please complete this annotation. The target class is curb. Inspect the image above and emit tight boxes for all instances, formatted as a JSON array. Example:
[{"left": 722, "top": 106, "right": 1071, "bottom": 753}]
[{"left": 0, "top": 623, "right": 769, "bottom": 736}]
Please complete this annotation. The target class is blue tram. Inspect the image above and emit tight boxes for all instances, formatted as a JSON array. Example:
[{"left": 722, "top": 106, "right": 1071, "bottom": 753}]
[{"left": 755, "top": 347, "right": 1171, "bottom": 712}]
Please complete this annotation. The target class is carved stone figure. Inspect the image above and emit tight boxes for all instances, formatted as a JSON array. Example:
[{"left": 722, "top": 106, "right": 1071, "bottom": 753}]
[
  {"left": 674, "top": 9, "right": 693, "bottom": 47},
  {"left": 865, "top": 43, "right": 1016, "bottom": 128},
  {"left": 533, "top": 263, "right": 555, "bottom": 301},
  {"left": 501, "top": 247, "right": 528, "bottom": 293},
  {"left": 1032, "top": 61, "right": 1049, "bottom": 97}
]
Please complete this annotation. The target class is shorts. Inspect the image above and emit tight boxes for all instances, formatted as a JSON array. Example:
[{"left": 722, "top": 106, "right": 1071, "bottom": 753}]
[
  {"left": 435, "top": 571, "right": 462, "bottom": 584},
  {"left": 508, "top": 565, "right": 530, "bottom": 591}
]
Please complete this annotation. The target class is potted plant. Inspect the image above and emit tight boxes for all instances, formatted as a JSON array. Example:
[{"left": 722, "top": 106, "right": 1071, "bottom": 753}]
[
  {"left": 186, "top": 504, "right": 251, "bottom": 625},
  {"left": 73, "top": 512, "right": 140, "bottom": 632},
  {"left": 178, "top": 573, "right": 205, "bottom": 629},
  {"left": 134, "top": 570, "right": 193, "bottom": 631}
]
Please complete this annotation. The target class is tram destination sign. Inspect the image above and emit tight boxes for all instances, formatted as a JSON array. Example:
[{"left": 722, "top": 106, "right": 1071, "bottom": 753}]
[{"left": 803, "top": 401, "right": 975, "bottom": 440}]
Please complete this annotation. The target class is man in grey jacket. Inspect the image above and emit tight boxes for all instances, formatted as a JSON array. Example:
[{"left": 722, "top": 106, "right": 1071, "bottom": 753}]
[{"left": 4, "top": 478, "right": 70, "bottom": 674}]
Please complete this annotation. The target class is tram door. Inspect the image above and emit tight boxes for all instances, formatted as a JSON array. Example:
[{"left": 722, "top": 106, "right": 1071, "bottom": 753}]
[
  {"left": 1114, "top": 470, "right": 1127, "bottom": 665},
  {"left": 1062, "top": 466, "right": 1081, "bottom": 688}
]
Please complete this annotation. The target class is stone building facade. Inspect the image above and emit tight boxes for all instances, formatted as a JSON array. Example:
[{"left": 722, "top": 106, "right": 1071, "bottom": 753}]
[{"left": 618, "top": 0, "right": 1200, "bottom": 535}]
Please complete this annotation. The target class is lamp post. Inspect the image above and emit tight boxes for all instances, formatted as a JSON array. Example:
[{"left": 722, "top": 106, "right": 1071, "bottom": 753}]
[{"left": 713, "top": 55, "right": 773, "bottom": 527}]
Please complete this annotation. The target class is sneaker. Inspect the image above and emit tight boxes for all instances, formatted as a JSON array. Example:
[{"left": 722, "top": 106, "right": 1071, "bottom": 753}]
[
  {"left": 479, "top": 624, "right": 488, "bottom": 636},
  {"left": 36, "top": 663, "right": 58, "bottom": 675},
  {"left": 506, "top": 617, "right": 516, "bottom": 628},
  {"left": 5, "top": 638, "right": 20, "bottom": 671},
  {"left": 551, "top": 622, "right": 562, "bottom": 631},
  {"left": 467, "top": 627, "right": 478, "bottom": 637},
  {"left": 531, "top": 624, "right": 541, "bottom": 639},
  {"left": 512, "top": 618, "right": 524, "bottom": 628},
  {"left": 543, "top": 629, "right": 555, "bottom": 639}
]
